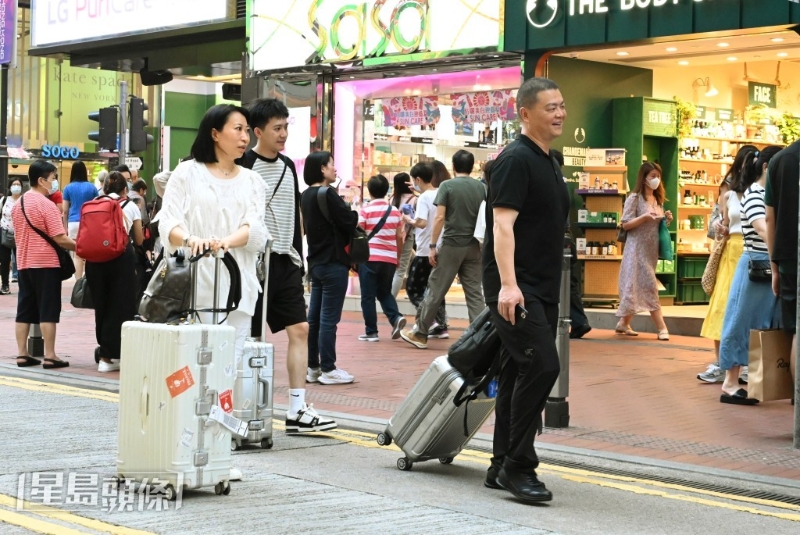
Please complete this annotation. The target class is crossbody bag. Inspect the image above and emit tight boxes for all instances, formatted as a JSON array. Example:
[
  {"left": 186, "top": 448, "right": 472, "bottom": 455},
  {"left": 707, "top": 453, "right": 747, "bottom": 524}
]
[
  {"left": 316, "top": 186, "right": 391, "bottom": 264},
  {"left": 19, "top": 195, "right": 75, "bottom": 280}
]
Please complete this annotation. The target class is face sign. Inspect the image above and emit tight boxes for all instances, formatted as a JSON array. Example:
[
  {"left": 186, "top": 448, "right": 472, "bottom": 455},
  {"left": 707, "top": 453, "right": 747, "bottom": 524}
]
[
  {"left": 212, "top": 111, "right": 251, "bottom": 159},
  {"left": 255, "top": 116, "right": 289, "bottom": 155},
  {"left": 520, "top": 89, "right": 566, "bottom": 143},
  {"left": 321, "top": 158, "right": 337, "bottom": 184}
]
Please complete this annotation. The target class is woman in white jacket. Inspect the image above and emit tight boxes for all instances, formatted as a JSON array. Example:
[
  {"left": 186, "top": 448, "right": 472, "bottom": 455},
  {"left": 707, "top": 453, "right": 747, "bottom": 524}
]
[{"left": 158, "top": 104, "right": 268, "bottom": 360}]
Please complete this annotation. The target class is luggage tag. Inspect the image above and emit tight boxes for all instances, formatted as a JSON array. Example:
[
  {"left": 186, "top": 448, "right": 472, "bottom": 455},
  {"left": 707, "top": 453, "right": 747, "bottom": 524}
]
[{"left": 209, "top": 405, "right": 248, "bottom": 437}]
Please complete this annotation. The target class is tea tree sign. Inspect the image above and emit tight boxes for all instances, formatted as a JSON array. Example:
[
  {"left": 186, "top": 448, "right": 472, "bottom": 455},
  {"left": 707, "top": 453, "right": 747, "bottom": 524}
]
[
  {"left": 748, "top": 82, "right": 777, "bottom": 109},
  {"left": 642, "top": 99, "right": 677, "bottom": 137}
]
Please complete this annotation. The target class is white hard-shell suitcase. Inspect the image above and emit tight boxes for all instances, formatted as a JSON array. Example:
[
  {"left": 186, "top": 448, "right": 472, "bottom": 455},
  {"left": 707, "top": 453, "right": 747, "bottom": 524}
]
[
  {"left": 232, "top": 241, "right": 274, "bottom": 450},
  {"left": 377, "top": 355, "right": 496, "bottom": 471},
  {"left": 117, "top": 252, "right": 238, "bottom": 499}
]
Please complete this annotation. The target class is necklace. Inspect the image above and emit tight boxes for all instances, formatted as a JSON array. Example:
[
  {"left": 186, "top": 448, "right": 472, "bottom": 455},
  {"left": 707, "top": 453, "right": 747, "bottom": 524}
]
[{"left": 217, "top": 163, "right": 236, "bottom": 177}]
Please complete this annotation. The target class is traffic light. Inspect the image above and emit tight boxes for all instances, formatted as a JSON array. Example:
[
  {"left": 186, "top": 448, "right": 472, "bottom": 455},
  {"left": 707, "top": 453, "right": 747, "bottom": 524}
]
[
  {"left": 88, "top": 107, "right": 117, "bottom": 151},
  {"left": 129, "top": 97, "right": 154, "bottom": 153}
]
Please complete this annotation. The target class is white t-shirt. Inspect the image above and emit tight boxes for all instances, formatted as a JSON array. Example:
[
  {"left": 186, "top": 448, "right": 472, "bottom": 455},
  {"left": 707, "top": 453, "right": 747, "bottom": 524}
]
[
  {"left": 1, "top": 195, "right": 17, "bottom": 230},
  {"left": 107, "top": 193, "right": 142, "bottom": 234},
  {"left": 414, "top": 188, "right": 443, "bottom": 251}
]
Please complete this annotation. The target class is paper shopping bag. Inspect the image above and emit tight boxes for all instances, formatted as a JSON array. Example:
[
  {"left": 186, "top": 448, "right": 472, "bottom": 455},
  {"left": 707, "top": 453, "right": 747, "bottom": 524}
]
[{"left": 748, "top": 329, "right": 794, "bottom": 402}]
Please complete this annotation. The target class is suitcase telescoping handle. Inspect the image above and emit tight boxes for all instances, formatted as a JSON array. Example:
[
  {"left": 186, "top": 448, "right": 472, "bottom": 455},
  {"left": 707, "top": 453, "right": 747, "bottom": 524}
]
[
  {"left": 189, "top": 249, "right": 226, "bottom": 324},
  {"left": 258, "top": 239, "right": 273, "bottom": 342}
]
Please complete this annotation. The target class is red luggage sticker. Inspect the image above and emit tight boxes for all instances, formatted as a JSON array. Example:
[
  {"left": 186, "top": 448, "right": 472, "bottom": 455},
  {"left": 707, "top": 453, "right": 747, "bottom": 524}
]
[
  {"left": 219, "top": 389, "right": 233, "bottom": 413},
  {"left": 166, "top": 366, "right": 195, "bottom": 398}
]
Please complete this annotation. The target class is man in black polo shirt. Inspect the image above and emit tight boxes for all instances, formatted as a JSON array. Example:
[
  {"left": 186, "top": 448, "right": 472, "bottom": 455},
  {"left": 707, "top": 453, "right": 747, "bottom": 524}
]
[
  {"left": 765, "top": 139, "right": 800, "bottom": 368},
  {"left": 482, "top": 77, "right": 569, "bottom": 503}
]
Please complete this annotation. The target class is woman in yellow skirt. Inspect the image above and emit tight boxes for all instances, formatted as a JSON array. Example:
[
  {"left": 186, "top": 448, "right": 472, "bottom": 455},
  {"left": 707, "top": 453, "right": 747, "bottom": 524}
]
[{"left": 700, "top": 147, "right": 755, "bottom": 377}]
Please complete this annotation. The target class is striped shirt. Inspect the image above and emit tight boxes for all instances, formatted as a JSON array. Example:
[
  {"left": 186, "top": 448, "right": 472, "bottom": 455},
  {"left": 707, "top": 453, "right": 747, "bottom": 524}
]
[
  {"left": 11, "top": 191, "right": 65, "bottom": 269},
  {"left": 742, "top": 183, "right": 768, "bottom": 253},
  {"left": 359, "top": 199, "right": 401, "bottom": 264},
  {"left": 248, "top": 152, "right": 302, "bottom": 268}
]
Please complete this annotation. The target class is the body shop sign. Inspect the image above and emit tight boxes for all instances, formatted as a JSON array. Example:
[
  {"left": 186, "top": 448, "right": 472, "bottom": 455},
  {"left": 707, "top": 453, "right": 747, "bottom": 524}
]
[
  {"left": 251, "top": 0, "right": 501, "bottom": 71},
  {"left": 30, "top": 0, "right": 230, "bottom": 49}
]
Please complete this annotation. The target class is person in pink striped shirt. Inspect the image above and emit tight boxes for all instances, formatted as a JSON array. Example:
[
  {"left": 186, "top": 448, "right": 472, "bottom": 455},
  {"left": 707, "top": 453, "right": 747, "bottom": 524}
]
[{"left": 357, "top": 175, "right": 407, "bottom": 342}]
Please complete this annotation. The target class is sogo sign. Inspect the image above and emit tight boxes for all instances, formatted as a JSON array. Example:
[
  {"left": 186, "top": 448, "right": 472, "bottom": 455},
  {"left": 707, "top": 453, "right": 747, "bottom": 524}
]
[
  {"left": 310, "top": 0, "right": 429, "bottom": 61},
  {"left": 251, "top": 0, "right": 501, "bottom": 71}
]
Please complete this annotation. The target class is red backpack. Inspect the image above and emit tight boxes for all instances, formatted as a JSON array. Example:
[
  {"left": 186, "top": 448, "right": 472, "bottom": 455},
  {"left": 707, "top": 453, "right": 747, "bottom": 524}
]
[{"left": 76, "top": 196, "right": 130, "bottom": 262}]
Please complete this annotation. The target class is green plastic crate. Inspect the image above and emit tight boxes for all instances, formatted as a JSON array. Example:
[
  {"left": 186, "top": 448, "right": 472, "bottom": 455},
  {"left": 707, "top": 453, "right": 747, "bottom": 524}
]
[
  {"left": 677, "top": 280, "right": 709, "bottom": 304},
  {"left": 678, "top": 257, "right": 708, "bottom": 279}
]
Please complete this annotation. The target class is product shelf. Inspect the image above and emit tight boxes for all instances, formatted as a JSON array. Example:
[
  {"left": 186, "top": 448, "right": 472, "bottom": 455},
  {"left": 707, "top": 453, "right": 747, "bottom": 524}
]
[
  {"left": 691, "top": 136, "right": 785, "bottom": 147},
  {"left": 679, "top": 158, "right": 734, "bottom": 165},
  {"left": 678, "top": 182, "right": 720, "bottom": 188},
  {"left": 577, "top": 223, "right": 618, "bottom": 229},
  {"left": 577, "top": 255, "right": 623, "bottom": 261},
  {"left": 575, "top": 189, "right": 625, "bottom": 196},
  {"left": 679, "top": 204, "right": 713, "bottom": 210}
]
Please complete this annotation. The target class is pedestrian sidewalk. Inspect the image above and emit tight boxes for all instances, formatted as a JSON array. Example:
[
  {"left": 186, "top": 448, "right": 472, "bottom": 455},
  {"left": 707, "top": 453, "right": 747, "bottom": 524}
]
[{"left": 0, "top": 284, "right": 798, "bottom": 481}]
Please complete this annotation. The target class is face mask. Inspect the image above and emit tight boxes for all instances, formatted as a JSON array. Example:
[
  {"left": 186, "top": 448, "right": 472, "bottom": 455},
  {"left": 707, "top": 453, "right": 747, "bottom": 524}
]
[
  {"left": 50, "top": 179, "right": 59, "bottom": 194},
  {"left": 413, "top": 182, "right": 421, "bottom": 192},
  {"left": 127, "top": 182, "right": 134, "bottom": 191},
  {"left": 10, "top": 185, "right": 21, "bottom": 195},
  {"left": 646, "top": 177, "right": 661, "bottom": 190}
]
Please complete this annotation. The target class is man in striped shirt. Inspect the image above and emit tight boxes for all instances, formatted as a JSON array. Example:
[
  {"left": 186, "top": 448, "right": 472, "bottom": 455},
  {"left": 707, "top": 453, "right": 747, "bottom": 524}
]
[
  {"left": 240, "top": 98, "right": 336, "bottom": 435},
  {"left": 357, "top": 175, "right": 407, "bottom": 342}
]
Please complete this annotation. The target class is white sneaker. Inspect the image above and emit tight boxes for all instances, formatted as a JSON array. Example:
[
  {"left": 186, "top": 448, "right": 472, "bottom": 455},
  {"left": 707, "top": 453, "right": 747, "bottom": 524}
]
[
  {"left": 229, "top": 468, "right": 242, "bottom": 481},
  {"left": 318, "top": 368, "right": 354, "bottom": 385},
  {"left": 285, "top": 403, "right": 337, "bottom": 434},
  {"left": 306, "top": 367, "right": 321, "bottom": 383},
  {"left": 391, "top": 317, "right": 407, "bottom": 340},
  {"left": 98, "top": 360, "right": 120, "bottom": 373}
]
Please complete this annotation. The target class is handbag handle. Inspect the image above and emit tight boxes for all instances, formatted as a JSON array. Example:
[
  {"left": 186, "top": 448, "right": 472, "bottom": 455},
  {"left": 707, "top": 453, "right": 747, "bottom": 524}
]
[{"left": 187, "top": 249, "right": 242, "bottom": 324}]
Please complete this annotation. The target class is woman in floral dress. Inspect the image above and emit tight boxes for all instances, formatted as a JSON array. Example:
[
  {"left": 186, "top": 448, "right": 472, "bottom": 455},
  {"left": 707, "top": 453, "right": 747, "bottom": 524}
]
[{"left": 616, "top": 162, "right": 673, "bottom": 340}]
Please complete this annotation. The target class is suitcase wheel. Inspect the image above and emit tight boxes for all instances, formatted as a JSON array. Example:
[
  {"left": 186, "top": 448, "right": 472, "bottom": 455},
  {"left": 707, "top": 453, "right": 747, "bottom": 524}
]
[
  {"left": 231, "top": 439, "right": 240, "bottom": 452},
  {"left": 439, "top": 457, "right": 454, "bottom": 465},
  {"left": 397, "top": 457, "right": 413, "bottom": 471},
  {"left": 376, "top": 433, "right": 392, "bottom": 447},
  {"left": 214, "top": 481, "right": 231, "bottom": 496},
  {"left": 261, "top": 437, "right": 274, "bottom": 449},
  {"left": 164, "top": 484, "right": 177, "bottom": 502}
]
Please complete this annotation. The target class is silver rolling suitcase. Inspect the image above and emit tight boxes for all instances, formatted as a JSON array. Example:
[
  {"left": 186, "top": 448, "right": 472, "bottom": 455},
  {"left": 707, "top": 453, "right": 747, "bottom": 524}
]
[
  {"left": 377, "top": 355, "right": 496, "bottom": 471},
  {"left": 231, "top": 240, "right": 274, "bottom": 450},
  {"left": 118, "top": 251, "right": 240, "bottom": 499}
]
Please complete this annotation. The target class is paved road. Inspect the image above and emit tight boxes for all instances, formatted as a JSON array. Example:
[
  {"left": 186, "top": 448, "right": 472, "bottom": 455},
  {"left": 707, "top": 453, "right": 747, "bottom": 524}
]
[{"left": 1, "top": 375, "right": 799, "bottom": 535}]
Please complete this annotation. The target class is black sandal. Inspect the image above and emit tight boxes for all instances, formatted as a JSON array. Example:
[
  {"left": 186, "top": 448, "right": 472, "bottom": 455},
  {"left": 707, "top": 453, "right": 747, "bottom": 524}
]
[
  {"left": 16, "top": 356, "right": 41, "bottom": 367},
  {"left": 42, "top": 358, "right": 70, "bottom": 369}
]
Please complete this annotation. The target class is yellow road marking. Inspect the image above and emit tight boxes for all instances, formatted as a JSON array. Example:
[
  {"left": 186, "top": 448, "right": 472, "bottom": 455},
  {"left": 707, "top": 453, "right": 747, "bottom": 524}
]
[
  {"left": 0, "top": 495, "right": 156, "bottom": 535},
  {"left": 4, "top": 376, "right": 799, "bottom": 522},
  {"left": 0, "top": 505, "right": 90, "bottom": 535},
  {"left": 0, "top": 377, "right": 118, "bottom": 403}
]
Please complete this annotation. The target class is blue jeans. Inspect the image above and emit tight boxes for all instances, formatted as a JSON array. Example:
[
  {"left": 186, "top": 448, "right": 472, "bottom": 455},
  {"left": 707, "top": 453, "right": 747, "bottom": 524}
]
[
  {"left": 358, "top": 261, "right": 402, "bottom": 336},
  {"left": 307, "top": 262, "right": 350, "bottom": 372},
  {"left": 719, "top": 251, "right": 781, "bottom": 370}
]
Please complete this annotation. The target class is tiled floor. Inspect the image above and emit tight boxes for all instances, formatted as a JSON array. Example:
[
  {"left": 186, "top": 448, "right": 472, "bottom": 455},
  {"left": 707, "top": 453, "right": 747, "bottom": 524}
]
[{"left": 1, "top": 283, "right": 797, "bottom": 479}]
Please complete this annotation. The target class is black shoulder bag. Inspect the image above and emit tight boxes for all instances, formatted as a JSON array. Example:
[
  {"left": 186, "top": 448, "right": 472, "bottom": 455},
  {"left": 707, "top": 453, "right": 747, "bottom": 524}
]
[
  {"left": 19, "top": 195, "right": 75, "bottom": 280},
  {"left": 256, "top": 162, "right": 289, "bottom": 282},
  {"left": 316, "top": 187, "right": 391, "bottom": 265}
]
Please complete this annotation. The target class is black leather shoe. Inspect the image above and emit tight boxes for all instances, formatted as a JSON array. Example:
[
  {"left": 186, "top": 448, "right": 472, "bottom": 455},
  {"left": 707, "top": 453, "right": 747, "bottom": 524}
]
[
  {"left": 569, "top": 323, "right": 592, "bottom": 339},
  {"left": 484, "top": 466, "right": 502, "bottom": 489},
  {"left": 497, "top": 468, "right": 553, "bottom": 503}
]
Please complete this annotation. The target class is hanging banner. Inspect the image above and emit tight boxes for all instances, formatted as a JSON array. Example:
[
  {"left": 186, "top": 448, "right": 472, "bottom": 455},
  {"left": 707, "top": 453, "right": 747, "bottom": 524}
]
[
  {"left": 450, "top": 90, "right": 517, "bottom": 124},
  {"left": 382, "top": 96, "right": 439, "bottom": 127},
  {"left": 0, "top": 0, "right": 18, "bottom": 66}
]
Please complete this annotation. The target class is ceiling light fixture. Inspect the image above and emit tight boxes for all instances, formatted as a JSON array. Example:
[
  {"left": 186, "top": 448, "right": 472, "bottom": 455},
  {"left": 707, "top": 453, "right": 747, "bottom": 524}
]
[
  {"left": 771, "top": 37, "right": 785, "bottom": 43},
  {"left": 777, "top": 52, "right": 788, "bottom": 57},
  {"left": 666, "top": 47, "right": 678, "bottom": 52},
  {"left": 678, "top": 60, "right": 689, "bottom": 66},
  {"left": 616, "top": 51, "right": 629, "bottom": 56},
  {"left": 727, "top": 56, "right": 738, "bottom": 61},
  {"left": 717, "top": 42, "right": 729, "bottom": 48},
  {"left": 692, "top": 77, "right": 719, "bottom": 97}
]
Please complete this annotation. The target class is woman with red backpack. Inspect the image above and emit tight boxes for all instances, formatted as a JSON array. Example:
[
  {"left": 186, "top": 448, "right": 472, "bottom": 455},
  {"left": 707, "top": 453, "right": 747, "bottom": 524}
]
[{"left": 83, "top": 171, "right": 144, "bottom": 373}]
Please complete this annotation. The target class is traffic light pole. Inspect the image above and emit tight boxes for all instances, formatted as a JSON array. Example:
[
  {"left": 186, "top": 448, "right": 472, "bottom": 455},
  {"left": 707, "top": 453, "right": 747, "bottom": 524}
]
[{"left": 119, "top": 81, "right": 128, "bottom": 161}]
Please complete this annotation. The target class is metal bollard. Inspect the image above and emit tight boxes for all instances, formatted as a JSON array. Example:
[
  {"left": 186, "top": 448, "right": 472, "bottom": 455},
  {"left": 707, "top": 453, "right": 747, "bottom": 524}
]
[
  {"left": 28, "top": 324, "right": 44, "bottom": 358},
  {"left": 545, "top": 244, "right": 572, "bottom": 428}
]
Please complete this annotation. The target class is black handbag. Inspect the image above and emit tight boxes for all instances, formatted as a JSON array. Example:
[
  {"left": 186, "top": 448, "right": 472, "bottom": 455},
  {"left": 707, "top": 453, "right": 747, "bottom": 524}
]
[
  {"left": 448, "top": 307, "right": 502, "bottom": 380},
  {"left": 70, "top": 276, "right": 94, "bottom": 309},
  {"left": 748, "top": 258, "right": 772, "bottom": 282},
  {"left": 616, "top": 225, "right": 627, "bottom": 243},
  {"left": 0, "top": 227, "right": 14, "bottom": 249},
  {"left": 138, "top": 249, "right": 242, "bottom": 324},
  {"left": 19, "top": 195, "right": 75, "bottom": 281}
]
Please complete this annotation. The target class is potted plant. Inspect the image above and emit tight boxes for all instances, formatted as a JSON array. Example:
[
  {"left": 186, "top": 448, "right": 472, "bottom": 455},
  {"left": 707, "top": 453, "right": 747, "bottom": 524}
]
[
  {"left": 776, "top": 112, "right": 800, "bottom": 145},
  {"left": 744, "top": 104, "right": 771, "bottom": 139},
  {"left": 673, "top": 97, "right": 696, "bottom": 140}
]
